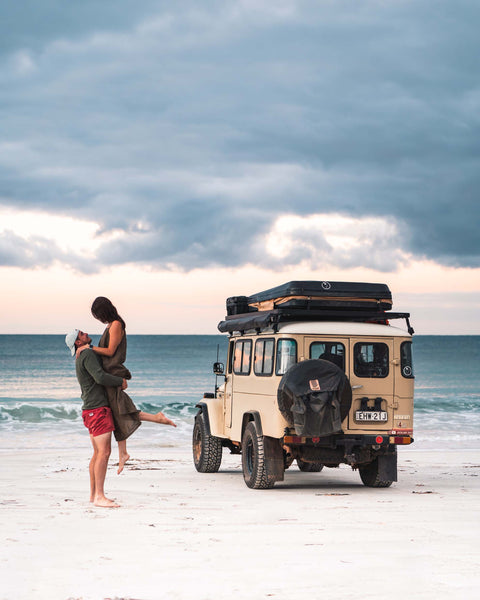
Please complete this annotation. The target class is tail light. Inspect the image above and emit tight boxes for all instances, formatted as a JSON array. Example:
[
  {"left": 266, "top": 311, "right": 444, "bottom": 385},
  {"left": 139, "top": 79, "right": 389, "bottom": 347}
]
[{"left": 390, "top": 436, "right": 413, "bottom": 445}]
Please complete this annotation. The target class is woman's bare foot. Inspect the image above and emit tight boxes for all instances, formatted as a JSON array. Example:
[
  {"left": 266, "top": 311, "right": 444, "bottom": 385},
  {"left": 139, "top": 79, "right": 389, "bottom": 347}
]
[
  {"left": 154, "top": 412, "right": 177, "bottom": 427},
  {"left": 94, "top": 496, "right": 120, "bottom": 508},
  {"left": 117, "top": 452, "right": 130, "bottom": 474}
]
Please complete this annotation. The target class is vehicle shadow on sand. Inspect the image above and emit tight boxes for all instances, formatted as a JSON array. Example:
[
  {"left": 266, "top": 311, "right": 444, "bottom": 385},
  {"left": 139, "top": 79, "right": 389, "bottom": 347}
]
[{"left": 217, "top": 467, "right": 374, "bottom": 491}]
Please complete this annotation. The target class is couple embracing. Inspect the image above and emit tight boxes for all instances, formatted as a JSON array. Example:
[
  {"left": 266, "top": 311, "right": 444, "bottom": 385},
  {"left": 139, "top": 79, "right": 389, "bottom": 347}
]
[{"left": 65, "top": 297, "right": 176, "bottom": 508}]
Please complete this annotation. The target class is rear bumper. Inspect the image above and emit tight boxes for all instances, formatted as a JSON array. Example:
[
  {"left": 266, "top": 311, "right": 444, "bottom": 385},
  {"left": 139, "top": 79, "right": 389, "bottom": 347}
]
[{"left": 283, "top": 432, "right": 414, "bottom": 447}]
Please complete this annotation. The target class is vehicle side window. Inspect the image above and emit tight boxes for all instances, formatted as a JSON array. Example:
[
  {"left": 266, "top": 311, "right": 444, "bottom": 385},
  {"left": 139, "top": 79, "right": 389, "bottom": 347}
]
[
  {"left": 227, "top": 340, "right": 235, "bottom": 374},
  {"left": 254, "top": 338, "right": 275, "bottom": 376},
  {"left": 310, "top": 342, "right": 345, "bottom": 371},
  {"left": 400, "top": 341, "right": 414, "bottom": 378},
  {"left": 275, "top": 339, "right": 297, "bottom": 376},
  {"left": 354, "top": 342, "right": 389, "bottom": 378},
  {"left": 233, "top": 340, "right": 252, "bottom": 375}
]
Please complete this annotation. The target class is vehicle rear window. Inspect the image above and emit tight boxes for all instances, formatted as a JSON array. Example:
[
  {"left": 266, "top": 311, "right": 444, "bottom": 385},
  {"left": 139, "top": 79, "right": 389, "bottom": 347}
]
[
  {"left": 310, "top": 342, "right": 345, "bottom": 371},
  {"left": 401, "top": 341, "right": 414, "bottom": 378},
  {"left": 254, "top": 338, "right": 275, "bottom": 376},
  {"left": 233, "top": 340, "right": 252, "bottom": 375},
  {"left": 275, "top": 339, "right": 297, "bottom": 375},
  {"left": 354, "top": 342, "right": 389, "bottom": 378}
]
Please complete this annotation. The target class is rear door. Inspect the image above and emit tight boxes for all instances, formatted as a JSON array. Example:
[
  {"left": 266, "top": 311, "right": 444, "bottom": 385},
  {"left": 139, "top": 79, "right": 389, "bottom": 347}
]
[
  {"left": 303, "top": 336, "right": 351, "bottom": 429},
  {"left": 348, "top": 337, "right": 395, "bottom": 431}
]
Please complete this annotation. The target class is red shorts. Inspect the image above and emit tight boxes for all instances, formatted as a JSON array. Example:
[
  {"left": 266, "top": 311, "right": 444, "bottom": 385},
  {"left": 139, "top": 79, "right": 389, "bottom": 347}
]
[{"left": 82, "top": 406, "right": 115, "bottom": 437}]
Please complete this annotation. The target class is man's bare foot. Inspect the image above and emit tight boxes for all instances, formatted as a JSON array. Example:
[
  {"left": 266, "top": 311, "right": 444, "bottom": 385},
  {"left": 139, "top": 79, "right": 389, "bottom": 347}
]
[
  {"left": 90, "top": 496, "right": 115, "bottom": 503},
  {"left": 117, "top": 452, "right": 130, "bottom": 474},
  {"left": 94, "top": 496, "right": 120, "bottom": 508},
  {"left": 154, "top": 412, "right": 177, "bottom": 427}
]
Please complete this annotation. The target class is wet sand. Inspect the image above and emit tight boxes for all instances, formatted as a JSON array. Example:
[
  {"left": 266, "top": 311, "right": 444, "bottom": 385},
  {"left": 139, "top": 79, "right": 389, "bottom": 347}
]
[{"left": 1, "top": 446, "right": 479, "bottom": 599}]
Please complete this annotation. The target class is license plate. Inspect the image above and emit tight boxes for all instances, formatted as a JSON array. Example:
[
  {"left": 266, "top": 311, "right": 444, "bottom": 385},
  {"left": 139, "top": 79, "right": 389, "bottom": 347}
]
[{"left": 355, "top": 410, "right": 388, "bottom": 422}]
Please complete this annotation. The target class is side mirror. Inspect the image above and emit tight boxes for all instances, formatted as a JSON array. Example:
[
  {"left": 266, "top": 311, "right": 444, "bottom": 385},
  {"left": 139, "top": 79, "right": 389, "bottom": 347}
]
[{"left": 213, "top": 362, "right": 225, "bottom": 376}]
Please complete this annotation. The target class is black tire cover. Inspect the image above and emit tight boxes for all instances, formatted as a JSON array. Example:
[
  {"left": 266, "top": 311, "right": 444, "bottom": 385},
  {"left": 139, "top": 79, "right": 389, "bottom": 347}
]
[{"left": 277, "top": 359, "right": 352, "bottom": 432}]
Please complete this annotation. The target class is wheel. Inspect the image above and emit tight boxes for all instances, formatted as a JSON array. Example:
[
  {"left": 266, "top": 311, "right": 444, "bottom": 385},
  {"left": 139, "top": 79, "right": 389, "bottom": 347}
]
[
  {"left": 359, "top": 458, "right": 393, "bottom": 488},
  {"left": 241, "top": 421, "right": 276, "bottom": 489},
  {"left": 284, "top": 451, "right": 294, "bottom": 470},
  {"left": 192, "top": 412, "right": 222, "bottom": 473},
  {"left": 296, "top": 458, "right": 324, "bottom": 472}
]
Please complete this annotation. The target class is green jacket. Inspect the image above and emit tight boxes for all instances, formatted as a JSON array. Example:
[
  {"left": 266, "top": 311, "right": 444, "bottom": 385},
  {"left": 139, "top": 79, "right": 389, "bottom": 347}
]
[{"left": 76, "top": 349, "right": 124, "bottom": 411}]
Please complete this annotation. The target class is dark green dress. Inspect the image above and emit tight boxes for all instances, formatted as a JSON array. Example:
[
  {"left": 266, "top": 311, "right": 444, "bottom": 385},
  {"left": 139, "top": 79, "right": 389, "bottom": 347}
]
[{"left": 99, "top": 327, "right": 141, "bottom": 442}]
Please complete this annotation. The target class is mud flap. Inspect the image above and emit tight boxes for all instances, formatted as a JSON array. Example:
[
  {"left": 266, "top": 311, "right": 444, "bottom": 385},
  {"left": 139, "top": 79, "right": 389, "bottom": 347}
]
[
  {"left": 263, "top": 436, "right": 285, "bottom": 482},
  {"left": 377, "top": 452, "right": 398, "bottom": 482}
]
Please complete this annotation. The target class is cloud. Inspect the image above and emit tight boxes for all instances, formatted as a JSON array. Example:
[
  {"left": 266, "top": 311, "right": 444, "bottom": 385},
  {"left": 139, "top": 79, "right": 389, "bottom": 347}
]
[
  {"left": 0, "top": 230, "right": 64, "bottom": 269},
  {"left": 264, "top": 213, "right": 408, "bottom": 272},
  {"left": 1, "top": 0, "right": 479, "bottom": 273},
  {"left": 0, "top": 1, "right": 161, "bottom": 56}
]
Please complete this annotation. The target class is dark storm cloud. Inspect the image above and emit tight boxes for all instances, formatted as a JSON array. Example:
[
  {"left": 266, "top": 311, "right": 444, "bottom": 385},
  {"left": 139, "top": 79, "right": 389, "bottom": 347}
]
[
  {"left": 1, "top": 0, "right": 479, "bottom": 272},
  {"left": 0, "top": 1, "right": 160, "bottom": 55}
]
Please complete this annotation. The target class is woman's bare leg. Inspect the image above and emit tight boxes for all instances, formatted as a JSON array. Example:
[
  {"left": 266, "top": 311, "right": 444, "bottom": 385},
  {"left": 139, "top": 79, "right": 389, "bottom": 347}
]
[
  {"left": 117, "top": 439, "right": 130, "bottom": 474},
  {"left": 139, "top": 411, "right": 176, "bottom": 427}
]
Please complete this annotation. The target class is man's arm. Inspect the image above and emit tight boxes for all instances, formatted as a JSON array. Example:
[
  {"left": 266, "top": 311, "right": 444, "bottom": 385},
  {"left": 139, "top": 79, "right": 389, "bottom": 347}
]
[{"left": 83, "top": 351, "right": 125, "bottom": 388}]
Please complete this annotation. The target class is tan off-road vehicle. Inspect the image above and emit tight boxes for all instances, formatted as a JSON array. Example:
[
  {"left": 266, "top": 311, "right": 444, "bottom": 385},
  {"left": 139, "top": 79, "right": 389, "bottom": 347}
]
[{"left": 193, "top": 281, "right": 414, "bottom": 489}]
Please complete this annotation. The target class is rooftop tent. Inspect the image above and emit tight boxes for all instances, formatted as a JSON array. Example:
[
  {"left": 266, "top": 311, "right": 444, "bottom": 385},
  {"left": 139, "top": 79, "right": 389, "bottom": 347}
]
[{"left": 226, "top": 280, "right": 393, "bottom": 315}]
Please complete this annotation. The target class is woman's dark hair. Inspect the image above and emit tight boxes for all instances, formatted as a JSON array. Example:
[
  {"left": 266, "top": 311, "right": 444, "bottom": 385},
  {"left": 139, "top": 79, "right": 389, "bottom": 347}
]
[{"left": 91, "top": 297, "right": 126, "bottom": 330}]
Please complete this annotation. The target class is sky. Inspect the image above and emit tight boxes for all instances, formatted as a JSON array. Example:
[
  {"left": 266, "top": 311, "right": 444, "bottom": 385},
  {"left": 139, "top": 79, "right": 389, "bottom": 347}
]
[{"left": 1, "top": 0, "right": 479, "bottom": 335}]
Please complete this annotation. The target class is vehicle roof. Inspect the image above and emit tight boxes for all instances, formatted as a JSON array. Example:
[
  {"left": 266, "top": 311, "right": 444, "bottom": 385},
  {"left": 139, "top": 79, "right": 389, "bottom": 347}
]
[{"left": 274, "top": 321, "right": 412, "bottom": 337}]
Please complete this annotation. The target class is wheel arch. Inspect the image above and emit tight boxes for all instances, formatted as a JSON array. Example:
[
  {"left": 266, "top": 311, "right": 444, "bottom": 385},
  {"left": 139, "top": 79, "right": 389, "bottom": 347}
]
[
  {"left": 241, "top": 410, "right": 263, "bottom": 441},
  {"left": 195, "top": 402, "right": 212, "bottom": 436}
]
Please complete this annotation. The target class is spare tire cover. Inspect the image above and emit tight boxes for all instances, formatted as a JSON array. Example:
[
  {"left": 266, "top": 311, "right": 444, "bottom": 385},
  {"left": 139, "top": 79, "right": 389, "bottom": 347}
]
[{"left": 277, "top": 359, "right": 352, "bottom": 437}]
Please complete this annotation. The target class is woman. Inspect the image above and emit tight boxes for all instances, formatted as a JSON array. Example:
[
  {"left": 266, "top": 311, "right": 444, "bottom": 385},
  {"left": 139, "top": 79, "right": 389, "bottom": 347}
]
[{"left": 78, "top": 296, "right": 176, "bottom": 474}]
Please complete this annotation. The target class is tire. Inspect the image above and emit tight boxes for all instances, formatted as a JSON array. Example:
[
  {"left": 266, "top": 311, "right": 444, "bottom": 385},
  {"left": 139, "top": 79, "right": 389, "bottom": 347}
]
[
  {"left": 296, "top": 458, "right": 324, "bottom": 472},
  {"left": 192, "top": 412, "right": 222, "bottom": 473},
  {"left": 284, "top": 452, "right": 294, "bottom": 470},
  {"left": 241, "top": 421, "right": 275, "bottom": 489},
  {"left": 359, "top": 458, "right": 393, "bottom": 488}
]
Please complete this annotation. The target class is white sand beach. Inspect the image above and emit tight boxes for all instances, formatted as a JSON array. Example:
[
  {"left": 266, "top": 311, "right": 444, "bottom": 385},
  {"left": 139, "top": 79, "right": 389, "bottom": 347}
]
[{"left": 1, "top": 445, "right": 479, "bottom": 600}]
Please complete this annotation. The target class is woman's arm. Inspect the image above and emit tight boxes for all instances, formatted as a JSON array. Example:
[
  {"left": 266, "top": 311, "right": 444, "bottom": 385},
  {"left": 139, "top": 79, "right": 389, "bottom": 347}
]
[{"left": 91, "top": 320, "right": 124, "bottom": 357}]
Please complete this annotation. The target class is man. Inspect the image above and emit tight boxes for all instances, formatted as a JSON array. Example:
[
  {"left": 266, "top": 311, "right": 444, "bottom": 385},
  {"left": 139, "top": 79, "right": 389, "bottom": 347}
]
[{"left": 65, "top": 328, "right": 128, "bottom": 508}]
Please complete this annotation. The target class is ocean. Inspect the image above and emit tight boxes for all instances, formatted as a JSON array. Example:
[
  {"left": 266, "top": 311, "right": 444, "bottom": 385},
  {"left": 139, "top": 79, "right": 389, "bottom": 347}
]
[{"left": 0, "top": 334, "right": 479, "bottom": 451}]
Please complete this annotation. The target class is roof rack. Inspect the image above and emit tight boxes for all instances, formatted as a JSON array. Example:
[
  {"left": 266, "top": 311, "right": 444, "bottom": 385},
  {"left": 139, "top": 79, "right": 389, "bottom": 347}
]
[{"left": 218, "top": 308, "right": 414, "bottom": 336}]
